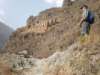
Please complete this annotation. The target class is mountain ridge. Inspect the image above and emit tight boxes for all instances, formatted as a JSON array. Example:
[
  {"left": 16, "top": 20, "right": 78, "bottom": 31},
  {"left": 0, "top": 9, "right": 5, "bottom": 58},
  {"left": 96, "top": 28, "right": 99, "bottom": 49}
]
[{"left": 0, "top": 21, "right": 13, "bottom": 49}]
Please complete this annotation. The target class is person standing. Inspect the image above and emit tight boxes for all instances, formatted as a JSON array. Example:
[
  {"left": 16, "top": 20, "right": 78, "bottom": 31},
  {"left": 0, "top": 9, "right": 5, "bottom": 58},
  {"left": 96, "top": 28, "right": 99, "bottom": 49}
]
[{"left": 79, "top": 5, "right": 95, "bottom": 37}]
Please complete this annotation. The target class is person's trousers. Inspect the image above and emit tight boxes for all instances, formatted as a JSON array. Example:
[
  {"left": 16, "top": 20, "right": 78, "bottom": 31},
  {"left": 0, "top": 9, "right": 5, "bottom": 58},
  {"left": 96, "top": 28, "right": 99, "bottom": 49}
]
[{"left": 81, "top": 21, "right": 91, "bottom": 36}]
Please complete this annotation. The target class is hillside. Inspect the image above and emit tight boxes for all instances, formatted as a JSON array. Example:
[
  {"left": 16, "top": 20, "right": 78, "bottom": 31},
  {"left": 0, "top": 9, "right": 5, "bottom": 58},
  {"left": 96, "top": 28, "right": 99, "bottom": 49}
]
[
  {"left": 0, "top": 0, "right": 100, "bottom": 75},
  {"left": 0, "top": 22, "right": 13, "bottom": 49},
  {"left": 3, "top": 0, "right": 100, "bottom": 58}
]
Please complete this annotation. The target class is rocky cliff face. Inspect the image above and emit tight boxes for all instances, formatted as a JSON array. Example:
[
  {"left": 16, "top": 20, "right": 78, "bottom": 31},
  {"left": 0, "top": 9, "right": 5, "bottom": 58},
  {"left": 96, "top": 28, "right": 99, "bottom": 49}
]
[{"left": 0, "top": 0, "right": 100, "bottom": 75}]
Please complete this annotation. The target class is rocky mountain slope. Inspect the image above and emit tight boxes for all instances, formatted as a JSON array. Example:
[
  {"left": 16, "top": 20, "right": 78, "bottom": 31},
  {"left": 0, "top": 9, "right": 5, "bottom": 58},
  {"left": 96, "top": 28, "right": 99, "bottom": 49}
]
[
  {"left": 0, "top": 0, "right": 100, "bottom": 75},
  {"left": 3, "top": 0, "right": 100, "bottom": 58},
  {"left": 0, "top": 22, "right": 13, "bottom": 49}
]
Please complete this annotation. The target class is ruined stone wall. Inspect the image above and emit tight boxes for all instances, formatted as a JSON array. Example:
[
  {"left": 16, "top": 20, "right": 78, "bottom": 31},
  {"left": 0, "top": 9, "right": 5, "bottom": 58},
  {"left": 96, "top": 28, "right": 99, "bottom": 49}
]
[{"left": 24, "top": 8, "right": 65, "bottom": 34}]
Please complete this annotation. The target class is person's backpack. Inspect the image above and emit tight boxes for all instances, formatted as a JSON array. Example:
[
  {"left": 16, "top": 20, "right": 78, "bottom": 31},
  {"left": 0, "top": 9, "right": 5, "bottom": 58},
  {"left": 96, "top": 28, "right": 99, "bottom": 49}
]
[{"left": 86, "top": 10, "right": 95, "bottom": 24}]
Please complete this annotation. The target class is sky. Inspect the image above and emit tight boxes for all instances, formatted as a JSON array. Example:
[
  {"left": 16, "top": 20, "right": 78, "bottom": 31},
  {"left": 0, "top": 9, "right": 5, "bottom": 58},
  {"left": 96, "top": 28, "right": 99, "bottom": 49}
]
[{"left": 0, "top": 0, "right": 64, "bottom": 30}]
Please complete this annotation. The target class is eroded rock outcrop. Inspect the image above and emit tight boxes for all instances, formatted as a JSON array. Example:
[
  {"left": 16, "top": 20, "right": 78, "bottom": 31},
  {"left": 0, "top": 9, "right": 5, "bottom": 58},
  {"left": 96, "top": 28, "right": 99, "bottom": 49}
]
[{"left": 0, "top": 41, "right": 100, "bottom": 75}]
